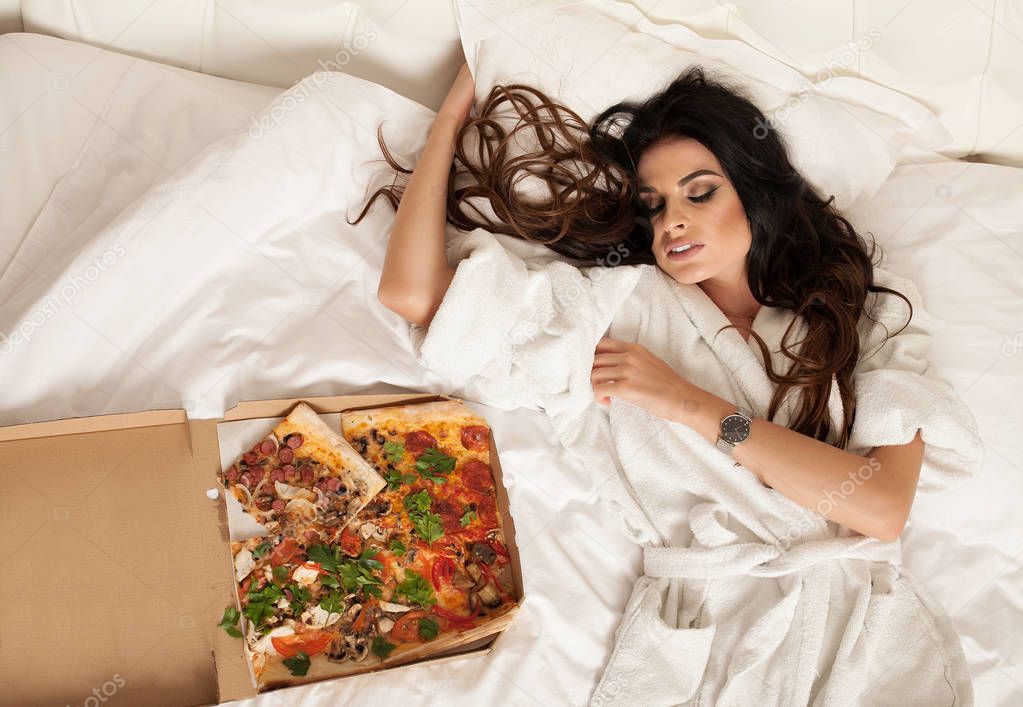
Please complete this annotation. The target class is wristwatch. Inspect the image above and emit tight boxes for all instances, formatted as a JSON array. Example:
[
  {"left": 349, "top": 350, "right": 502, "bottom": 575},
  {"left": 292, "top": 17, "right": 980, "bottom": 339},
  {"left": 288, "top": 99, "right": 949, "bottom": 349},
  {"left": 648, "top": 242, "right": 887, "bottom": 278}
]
[{"left": 716, "top": 407, "right": 753, "bottom": 456}]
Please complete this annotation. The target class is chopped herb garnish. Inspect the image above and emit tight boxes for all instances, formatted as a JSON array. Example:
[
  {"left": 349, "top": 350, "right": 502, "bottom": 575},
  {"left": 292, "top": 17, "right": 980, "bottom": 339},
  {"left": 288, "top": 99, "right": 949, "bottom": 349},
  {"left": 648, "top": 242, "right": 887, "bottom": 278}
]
[
  {"left": 251, "top": 542, "right": 271, "bottom": 560},
  {"left": 459, "top": 509, "right": 478, "bottom": 527},
  {"left": 283, "top": 651, "right": 310, "bottom": 676},
  {"left": 272, "top": 565, "right": 290, "bottom": 583},
  {"left": 395, "top": 570, "right": 437, "bottom": 608},
  {"left": 415, "top": 448, "right": 456, "bottom": 484},
  {"left": 286, "top": 583, "right": 311, "bottom": 614},
  {"left": 319, "top": 590, "right": 346, "bottom": 616},
  {"left": 403, "top": 490, "right": 444, "bottom": 543},
  {"left": 320, "top": 573, "right": 340, "bottom": 589},
  {"left": 383, "top": 440, "right": 405, "bottom": 465},
  {"left": 372, "top": 635, "right": 396, "bottom": 659},
  {"left": 389, "top": 540, "right": 407, "bottom": 556},
  {"left": 418, "top": 617, "right": 440, "bottom": 640},
  {"left": 308, "top": 544, "right": 384, "bottom": 600},
  {"left": 384, "top": 468, "right": 417, "bottom": 490},
  {"left": 218, "top": 606, "right": 242, "bottom": 638}
]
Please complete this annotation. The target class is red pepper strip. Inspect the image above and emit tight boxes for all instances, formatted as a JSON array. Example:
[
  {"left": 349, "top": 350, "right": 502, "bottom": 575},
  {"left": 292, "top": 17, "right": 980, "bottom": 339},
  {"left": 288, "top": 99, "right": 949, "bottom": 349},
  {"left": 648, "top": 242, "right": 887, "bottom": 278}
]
[
  {"left": 488, "top": 539, "right": 509, "bottom": 559},
  {"left": 432, "top": 604, "right": 478, "bottom": 626},
  {"left": 431, "top": 556, "right": 455, "bottom": 590}
]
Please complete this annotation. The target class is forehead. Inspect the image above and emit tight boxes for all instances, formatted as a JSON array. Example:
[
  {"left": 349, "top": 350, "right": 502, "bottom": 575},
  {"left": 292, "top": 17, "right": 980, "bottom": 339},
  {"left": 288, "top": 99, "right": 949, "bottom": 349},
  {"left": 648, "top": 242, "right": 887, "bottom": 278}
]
[{"left": 637, "top": 137, "right": 720, "bottom": 185}]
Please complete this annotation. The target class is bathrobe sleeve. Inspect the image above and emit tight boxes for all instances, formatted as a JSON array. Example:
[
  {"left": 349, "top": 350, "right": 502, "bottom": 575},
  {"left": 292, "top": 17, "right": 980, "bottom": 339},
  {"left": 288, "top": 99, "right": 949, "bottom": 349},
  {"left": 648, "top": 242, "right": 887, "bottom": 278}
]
[
  {"left": 848, "top": 267, "right": 984, "bottom": 491},
  {"left": 409, "top": 227, "right": 644, "bottom": 413}
]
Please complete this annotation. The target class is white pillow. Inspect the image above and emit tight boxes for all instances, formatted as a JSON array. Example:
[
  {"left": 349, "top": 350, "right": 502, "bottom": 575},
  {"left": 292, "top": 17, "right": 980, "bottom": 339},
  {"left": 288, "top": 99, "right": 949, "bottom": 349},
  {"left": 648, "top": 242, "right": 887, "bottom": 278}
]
[{"left": 454, "top": 0, "right": 951, "bottom": 210}]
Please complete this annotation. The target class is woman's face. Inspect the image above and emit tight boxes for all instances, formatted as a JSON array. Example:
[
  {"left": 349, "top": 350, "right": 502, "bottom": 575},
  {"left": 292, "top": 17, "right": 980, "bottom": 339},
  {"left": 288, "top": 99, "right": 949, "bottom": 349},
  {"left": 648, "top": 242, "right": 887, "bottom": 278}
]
[{"left": 636, "top": 137, "right": 752, "bottom": 285}]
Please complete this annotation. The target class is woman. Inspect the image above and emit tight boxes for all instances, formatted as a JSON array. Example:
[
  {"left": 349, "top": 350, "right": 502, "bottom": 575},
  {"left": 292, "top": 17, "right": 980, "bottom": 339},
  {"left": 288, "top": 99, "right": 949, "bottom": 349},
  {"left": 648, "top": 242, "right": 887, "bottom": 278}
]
[{"left": 358, "top": 65, "right": 980, "bottom": 705}]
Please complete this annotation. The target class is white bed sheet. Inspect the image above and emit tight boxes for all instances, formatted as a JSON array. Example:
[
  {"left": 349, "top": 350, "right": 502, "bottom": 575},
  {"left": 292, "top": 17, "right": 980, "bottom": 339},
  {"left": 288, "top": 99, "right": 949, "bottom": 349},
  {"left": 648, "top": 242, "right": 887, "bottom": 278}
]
[{"left": 0, "top": 34, "right": 1021, "bottom": 707}]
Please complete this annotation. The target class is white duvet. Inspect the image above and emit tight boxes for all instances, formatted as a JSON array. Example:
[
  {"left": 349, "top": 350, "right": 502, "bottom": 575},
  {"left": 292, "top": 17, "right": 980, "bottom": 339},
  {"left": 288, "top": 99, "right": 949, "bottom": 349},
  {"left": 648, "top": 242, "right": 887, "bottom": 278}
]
[{"left": 1, "top": 55, "right": 1021, "bottom": 705}]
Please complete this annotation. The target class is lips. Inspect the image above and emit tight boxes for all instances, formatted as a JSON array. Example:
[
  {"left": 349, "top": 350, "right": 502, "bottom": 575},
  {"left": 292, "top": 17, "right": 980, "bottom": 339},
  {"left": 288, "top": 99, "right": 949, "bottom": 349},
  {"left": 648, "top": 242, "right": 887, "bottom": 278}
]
[{"left": 664, "top": 238, "right": 703, "bottom": 256}]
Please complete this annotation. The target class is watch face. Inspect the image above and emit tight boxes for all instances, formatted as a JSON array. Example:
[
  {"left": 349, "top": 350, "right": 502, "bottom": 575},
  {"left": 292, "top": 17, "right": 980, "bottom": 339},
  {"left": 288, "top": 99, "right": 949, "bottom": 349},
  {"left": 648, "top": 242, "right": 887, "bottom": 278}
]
[{"left": 721, "top": 414, "right": 751, "bottom": 444}]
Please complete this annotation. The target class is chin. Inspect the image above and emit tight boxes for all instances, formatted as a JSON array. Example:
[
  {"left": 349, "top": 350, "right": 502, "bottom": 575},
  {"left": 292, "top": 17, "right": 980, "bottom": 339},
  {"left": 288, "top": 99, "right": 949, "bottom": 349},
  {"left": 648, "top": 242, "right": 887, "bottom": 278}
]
[{"left": 656, "top": 259, "right": 706, "bottom": 285}]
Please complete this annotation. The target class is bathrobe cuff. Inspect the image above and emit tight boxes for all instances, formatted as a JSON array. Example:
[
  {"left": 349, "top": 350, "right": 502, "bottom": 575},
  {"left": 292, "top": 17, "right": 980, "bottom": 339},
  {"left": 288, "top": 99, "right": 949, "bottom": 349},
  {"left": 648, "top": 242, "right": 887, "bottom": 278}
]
[{"left": 847, "top": 267, "right": 983, "bottom": 492}]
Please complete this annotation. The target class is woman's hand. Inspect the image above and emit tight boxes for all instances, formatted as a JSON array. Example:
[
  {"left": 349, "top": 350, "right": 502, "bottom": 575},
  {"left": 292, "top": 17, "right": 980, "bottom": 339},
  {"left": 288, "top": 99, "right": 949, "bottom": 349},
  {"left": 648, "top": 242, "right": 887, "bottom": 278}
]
[
  {"left": 437, "top": 63, "right": 476, "bottom": 126},
  {"left": 591, "top": 336, "right": 714, "bottom": 428}
]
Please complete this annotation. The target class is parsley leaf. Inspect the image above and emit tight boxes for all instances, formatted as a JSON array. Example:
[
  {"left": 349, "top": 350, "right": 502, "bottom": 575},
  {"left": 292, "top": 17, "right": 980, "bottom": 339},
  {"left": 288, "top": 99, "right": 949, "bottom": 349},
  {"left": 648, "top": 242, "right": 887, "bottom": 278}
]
[
  {"left": 418, "top": 616, "right": 440, "bottom": 640},
  {"left": 384, "top": 468, "right": 417, "bottom": 490},
  {"left": 286, "top": 583, "right": 311, "bottom": 614},
  {"left": 395, "top": 570, "right": 437, "bottom": 608},
  {"left": 459, "top": 509, "right": 478, "bottom": 527},
  {"left": 382, "top": 440, "right": 405, "bottom": 465},
  {"left": 320, "top": 573, "right": 340, "bottom": 589},
  {"left": 307, "top": 544, "right": 345, "bottom": 574},
  {"left": 415, "top": 448, "right": 456, "bottom": 484},
  {"left": 389, "top": 540, "right": 407, "bottom": 557},
  {"left": 218, "top": 606, "right": 242, "bottom": 638},
  {"left": 410, "top": 512, "right": 444, "bottom": 543},
  {"left": 403, "top": 489, "right": 432, "bottom": 515},
  {"left": 283, "top": 651, "right": 311, "bottom": 676},
  {"left": 319, "top": 590, "right": 346, "bottom": 616},
  {"left": 251, "top": 542, "right": 271, "bottom": 560},
  {"left": 372, "top": 636, "right": 396, "bottom": 659},
  {"left": 272, "top": 565, "right": 290, "bottom": 583},
  {"left": 403, "top": 490, "right": 444, "bottom": 543}
]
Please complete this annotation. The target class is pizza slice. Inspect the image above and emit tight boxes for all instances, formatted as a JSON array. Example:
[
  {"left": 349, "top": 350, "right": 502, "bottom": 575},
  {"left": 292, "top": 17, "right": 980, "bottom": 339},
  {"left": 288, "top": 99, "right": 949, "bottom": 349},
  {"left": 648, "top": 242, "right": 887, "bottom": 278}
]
[
  {"left": 226, "top": 526, "right": 517, "bottom": 690},
  {"left": 220, "top": 402, "right": 385, "bottom": 538}
]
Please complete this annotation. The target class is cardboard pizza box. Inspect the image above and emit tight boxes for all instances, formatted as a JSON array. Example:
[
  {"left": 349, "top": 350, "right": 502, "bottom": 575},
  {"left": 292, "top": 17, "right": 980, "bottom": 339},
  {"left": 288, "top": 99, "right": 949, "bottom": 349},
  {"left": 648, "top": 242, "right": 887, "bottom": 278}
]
[{"left": 0, "top": 393, "right": 524, "bottom": 707}]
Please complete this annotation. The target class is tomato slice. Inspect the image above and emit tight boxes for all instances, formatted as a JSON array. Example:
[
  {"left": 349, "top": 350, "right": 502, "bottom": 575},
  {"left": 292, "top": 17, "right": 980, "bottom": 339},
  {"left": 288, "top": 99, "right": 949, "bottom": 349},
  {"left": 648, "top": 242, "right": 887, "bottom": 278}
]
[
  {"left": 339, "top": 526, "right": 362, "bottom": 557},
  {"left": 272, "top": 630, "right": 333, "bottom": 658},
  {"left": 390, "top": 610, "right": 429, "bottom": 643}
]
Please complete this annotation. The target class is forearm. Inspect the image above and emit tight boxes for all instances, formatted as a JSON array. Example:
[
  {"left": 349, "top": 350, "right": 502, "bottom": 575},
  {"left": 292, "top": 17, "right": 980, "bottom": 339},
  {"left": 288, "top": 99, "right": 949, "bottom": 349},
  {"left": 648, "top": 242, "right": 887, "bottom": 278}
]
[
  {"left": 378, "top": 113, "right": 460, "bottom": 325},
  {"left": 681, "top": 391, "right": 908, "bottom": 542}
]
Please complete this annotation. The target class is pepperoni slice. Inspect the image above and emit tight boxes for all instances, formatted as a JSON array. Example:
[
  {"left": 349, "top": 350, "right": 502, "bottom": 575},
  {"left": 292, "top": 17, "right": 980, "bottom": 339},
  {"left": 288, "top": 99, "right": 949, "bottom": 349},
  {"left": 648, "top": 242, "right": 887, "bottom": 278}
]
[
  {"left": 225, "top": 465, "right": 239, "bottom": 482},
  {"left": 404, "top": 430, "right": 438, "bottom": 455},
  {"left": 270, "top": 537, "right": 305, "bottom": 567},
  {"left": 259, "top": 440, "right": 276, "bottom": 455},
  {"left": 432, "top": 498, "right": 464, "bottom": 533},
  {"left": 249, "top": 466, "right": 265, "bottom": 484},
  {"left": 301, "top": 466, "right": 314, "bottom": 484},
  {"left": 278, "top": 447, "right": 295, "bottom": 464},
  {"left": 303, "top": 529, "right": 320, "bottom": 544},
  {"left": 461, "top": 425, "right": 490, "bottom": 452},
  {"left": 475, "top": 494, "right": 498, "bottom": 525},
  {"left": 271, "top": 498, "right": 287, "bottom": 513},
  {"left": 460, "top": 460, "right": 494, "bottom": 494},
  {"left": 242, "top": 452, "right": 258, "bottom": 465},
  {"left": 286, "top": 433, "right": 303, "bottom": 449}
]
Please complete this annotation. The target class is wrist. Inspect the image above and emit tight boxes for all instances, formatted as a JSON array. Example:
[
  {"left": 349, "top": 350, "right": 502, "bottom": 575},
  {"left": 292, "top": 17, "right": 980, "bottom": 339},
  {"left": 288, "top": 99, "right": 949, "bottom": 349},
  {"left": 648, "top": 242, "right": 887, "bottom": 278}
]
[{"left": 676, "top": 389, "right": 734, "bottom": 444}]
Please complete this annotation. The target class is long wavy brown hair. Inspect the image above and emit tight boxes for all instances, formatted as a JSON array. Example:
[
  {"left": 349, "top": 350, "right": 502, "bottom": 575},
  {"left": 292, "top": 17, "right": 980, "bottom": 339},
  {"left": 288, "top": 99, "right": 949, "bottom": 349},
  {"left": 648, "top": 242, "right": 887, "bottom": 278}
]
[{"left": 352, "top": 67, "right": 912, "bottom": 449}]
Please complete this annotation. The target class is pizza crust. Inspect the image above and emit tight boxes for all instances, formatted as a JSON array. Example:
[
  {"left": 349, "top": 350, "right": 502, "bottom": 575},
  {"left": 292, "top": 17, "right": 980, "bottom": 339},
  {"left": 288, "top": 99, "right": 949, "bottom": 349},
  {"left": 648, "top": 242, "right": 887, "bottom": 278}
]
[
  {"left": 255, "top": 604, "right": 520, "bottom": 690},
  {"left": 341, "top": 399, "right": 488, "bottom": 437}
]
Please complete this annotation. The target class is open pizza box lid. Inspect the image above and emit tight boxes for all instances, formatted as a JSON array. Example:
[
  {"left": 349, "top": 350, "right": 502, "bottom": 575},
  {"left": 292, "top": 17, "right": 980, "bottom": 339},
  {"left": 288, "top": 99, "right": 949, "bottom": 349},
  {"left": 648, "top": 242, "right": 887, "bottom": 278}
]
[{"left": 0, "top": 392, "right": 525, "bottom": 706}]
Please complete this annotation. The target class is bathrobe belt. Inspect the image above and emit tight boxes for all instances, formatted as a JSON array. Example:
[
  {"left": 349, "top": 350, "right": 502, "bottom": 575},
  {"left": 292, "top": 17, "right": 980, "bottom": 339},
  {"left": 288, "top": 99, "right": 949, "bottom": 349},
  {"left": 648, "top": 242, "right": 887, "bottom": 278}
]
[{"left": 641, "top": 502, "right": 901, "bottom": 580}]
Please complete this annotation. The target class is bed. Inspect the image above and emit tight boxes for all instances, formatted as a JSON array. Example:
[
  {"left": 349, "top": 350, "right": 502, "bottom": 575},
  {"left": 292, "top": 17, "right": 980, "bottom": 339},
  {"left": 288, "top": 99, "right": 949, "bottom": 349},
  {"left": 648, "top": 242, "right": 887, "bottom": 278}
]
[{"left": 0, "top": 1, "right": 1021, "bottom": 706}]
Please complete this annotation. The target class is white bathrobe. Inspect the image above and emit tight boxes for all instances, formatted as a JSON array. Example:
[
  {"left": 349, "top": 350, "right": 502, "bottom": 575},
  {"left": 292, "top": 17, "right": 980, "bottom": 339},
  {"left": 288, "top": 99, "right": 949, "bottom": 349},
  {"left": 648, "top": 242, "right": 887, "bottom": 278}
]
[{"left": 411, "top": 228, "right": 984, "bottom": 706}]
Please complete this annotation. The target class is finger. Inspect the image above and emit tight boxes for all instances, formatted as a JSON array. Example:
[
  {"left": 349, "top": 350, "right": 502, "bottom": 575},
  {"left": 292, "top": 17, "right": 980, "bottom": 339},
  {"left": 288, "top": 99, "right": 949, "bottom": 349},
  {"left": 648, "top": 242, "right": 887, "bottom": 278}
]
[
  {"left": 592, "top": 353, "right": 629, "bottom": 369},
  {"left": 590, "top": 367, "right": 624, "bottom": 384},
  {"left": 596, "top": 336, "right": 629, "bottom": 353},
  {"left": 592, "top": 382, "right": 619, "bottom": 402}
]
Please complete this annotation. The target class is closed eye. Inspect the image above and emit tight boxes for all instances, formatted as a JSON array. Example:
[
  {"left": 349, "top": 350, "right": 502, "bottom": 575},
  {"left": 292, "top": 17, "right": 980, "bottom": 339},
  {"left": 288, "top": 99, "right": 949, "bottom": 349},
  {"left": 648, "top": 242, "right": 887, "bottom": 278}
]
[{"left": 642, "top": 185, "right": 720, "bottom": 215}]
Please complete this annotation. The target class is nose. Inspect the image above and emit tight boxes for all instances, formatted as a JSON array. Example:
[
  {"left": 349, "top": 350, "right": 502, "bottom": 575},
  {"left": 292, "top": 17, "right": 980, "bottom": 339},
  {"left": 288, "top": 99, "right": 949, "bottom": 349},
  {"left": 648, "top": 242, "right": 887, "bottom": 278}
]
[{"left": 662, "top": 196, "right": 691, "bottom": 235}]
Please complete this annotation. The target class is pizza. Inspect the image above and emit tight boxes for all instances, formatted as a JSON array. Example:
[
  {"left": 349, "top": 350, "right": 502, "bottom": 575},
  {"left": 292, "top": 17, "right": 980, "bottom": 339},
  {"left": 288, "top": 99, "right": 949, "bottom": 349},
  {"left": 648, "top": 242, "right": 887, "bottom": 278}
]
[
  {"left": 217, "top": 399, "right": 520, "bottom": 691},
  {"left": 219, "top": 402, "right": 386, "bottom": 539}
]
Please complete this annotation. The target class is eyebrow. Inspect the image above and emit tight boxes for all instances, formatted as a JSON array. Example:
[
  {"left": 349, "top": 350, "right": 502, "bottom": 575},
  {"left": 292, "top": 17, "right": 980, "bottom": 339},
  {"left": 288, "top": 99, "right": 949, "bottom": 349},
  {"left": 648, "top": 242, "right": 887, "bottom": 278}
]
[{"left": 638, "top": 169, "right": 721, "bottom": 194}]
